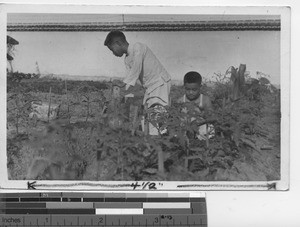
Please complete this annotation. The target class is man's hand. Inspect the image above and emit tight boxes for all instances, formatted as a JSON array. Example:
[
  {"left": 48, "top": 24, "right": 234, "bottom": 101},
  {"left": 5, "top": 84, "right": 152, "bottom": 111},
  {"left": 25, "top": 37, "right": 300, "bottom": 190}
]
[
  {"left": 112, "top": 79, "right": 126, "bottom": 88},
  {"left": 111, "top": 80, "right": 132, "bottom": 99},
  {"left": 111, "top": 80, "right": 144, "bottom": 99}
]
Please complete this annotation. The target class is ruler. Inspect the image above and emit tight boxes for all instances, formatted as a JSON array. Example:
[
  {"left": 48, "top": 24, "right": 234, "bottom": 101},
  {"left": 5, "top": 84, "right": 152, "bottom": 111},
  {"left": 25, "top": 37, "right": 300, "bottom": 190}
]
[{"left": 0, "top": 192, "right": 207, "bottom": 227}]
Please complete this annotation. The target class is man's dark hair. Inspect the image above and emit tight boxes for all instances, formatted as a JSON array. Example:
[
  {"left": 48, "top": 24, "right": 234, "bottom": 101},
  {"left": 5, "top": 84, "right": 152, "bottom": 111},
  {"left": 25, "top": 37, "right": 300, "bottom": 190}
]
[
  {"left": 104, "top": 30, "right": 126, "bottom": 46},
  {"left": 184, "top": 71, "right": 202, "bottom": 85}
]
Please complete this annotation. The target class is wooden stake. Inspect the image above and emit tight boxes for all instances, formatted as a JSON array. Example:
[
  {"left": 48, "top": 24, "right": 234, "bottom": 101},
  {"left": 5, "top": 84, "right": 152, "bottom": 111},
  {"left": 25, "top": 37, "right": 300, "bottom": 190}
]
[
  {"left": 131, "top": 105, "right": 139, "bottom": 136},
  {"left": 65, "top": 80, "right": 70, "bottom": 122},
  {"left": 47, "top": 87, "right": 52, "bottom": 122},
  {"left": 231, "top": 64, "right": 246, "bottom": 100},
  {"left": 144, "top": 103, "right": 149, "bottom": 136},
  {"left": 155, "top": 144, "right": 164, "bottom": 174}
]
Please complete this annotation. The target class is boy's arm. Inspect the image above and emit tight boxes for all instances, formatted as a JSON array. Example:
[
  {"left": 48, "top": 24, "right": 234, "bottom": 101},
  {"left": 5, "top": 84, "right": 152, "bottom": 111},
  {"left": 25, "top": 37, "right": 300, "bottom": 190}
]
[
  {"left": 123, "top": 43, "right": 144, "bottom": 87},
  {"left": 176, "top": 95, "right": 184, "bottom": 104},
  {"left": 203, "top": 96, "right": 217, "bottom": 123},
  {"left": 204, "top": 95, "right": 213, "bottom": 111}
]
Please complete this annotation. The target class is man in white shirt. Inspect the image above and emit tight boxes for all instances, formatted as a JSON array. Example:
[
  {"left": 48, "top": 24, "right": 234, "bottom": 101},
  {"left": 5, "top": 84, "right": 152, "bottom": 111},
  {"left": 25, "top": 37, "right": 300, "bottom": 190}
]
[{"left": 104, "top": 30, "right": 171, "bottom": 135}]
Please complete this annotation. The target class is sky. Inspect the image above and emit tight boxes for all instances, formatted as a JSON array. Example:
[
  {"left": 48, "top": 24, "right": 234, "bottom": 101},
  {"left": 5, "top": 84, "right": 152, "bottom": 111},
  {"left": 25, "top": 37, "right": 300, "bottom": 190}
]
[{"left": 7, "top": 13, "right": 281, "bottom": 85}]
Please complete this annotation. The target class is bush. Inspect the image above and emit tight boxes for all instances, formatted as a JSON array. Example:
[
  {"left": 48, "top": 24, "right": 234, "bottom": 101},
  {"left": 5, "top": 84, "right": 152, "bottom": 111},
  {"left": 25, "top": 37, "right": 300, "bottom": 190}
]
[{"left": 7, "top": 71, "right": 279, "bottom": 181}]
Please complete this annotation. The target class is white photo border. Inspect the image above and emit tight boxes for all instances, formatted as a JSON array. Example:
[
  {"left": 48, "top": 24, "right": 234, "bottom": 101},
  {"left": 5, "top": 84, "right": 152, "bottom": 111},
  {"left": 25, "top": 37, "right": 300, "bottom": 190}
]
[{"left": 0, "top": 4, "right": 290, "bottom": 191}]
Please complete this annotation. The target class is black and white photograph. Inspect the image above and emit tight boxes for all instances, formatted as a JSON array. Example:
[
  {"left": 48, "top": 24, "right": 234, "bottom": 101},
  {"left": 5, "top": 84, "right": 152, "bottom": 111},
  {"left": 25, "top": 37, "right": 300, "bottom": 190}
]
[{"left": 1, "top": 4, "right": 289, "bottom": 190}]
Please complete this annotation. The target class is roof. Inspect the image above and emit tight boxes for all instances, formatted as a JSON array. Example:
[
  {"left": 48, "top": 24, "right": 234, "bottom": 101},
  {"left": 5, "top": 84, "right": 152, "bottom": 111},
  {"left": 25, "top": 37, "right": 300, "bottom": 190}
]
[
  {"left": 7, "top": 20, "right": 280, "bottom": 32},
  {"left": 7, "top": 14, "right": 280, "bottom": 32}
]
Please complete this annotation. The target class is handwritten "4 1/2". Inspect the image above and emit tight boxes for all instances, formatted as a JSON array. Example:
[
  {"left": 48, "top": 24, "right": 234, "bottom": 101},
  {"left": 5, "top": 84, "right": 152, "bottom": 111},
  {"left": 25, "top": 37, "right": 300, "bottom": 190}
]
[{"left": 130, "top": 182, "right": 163, "bottom": 190}]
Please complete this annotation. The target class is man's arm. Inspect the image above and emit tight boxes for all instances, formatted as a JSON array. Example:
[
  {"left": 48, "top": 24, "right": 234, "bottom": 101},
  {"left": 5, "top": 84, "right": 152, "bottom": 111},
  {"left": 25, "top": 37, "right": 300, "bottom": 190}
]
[{"left": 125, "top": 84, "right": 137, "bottom": 94}]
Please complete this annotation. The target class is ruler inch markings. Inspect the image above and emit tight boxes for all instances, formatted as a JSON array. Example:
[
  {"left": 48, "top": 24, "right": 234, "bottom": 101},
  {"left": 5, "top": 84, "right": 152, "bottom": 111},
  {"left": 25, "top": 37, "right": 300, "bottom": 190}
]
[{"left": 0, "top": 192, "right": 207, "bottom": 226}]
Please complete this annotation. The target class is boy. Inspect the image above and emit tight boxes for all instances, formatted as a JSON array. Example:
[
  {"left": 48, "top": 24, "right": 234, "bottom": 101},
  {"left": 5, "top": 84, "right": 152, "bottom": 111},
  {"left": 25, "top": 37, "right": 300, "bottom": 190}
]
[
  {"left": 104, "top": 30, "right": 171, "bottom": 135},
  {"left": 177, "top": 71, "right": 214, "bottom": 140}
]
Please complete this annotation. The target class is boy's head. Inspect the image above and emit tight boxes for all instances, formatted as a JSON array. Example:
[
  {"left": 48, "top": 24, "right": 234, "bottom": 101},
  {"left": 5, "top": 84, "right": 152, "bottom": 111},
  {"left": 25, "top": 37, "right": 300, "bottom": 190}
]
[
  {"left": 183, "top": 71, "right": 202, "bottom": 101},
  {"left": 104, "top": 30, "right": 128, "bottom": 57}
]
